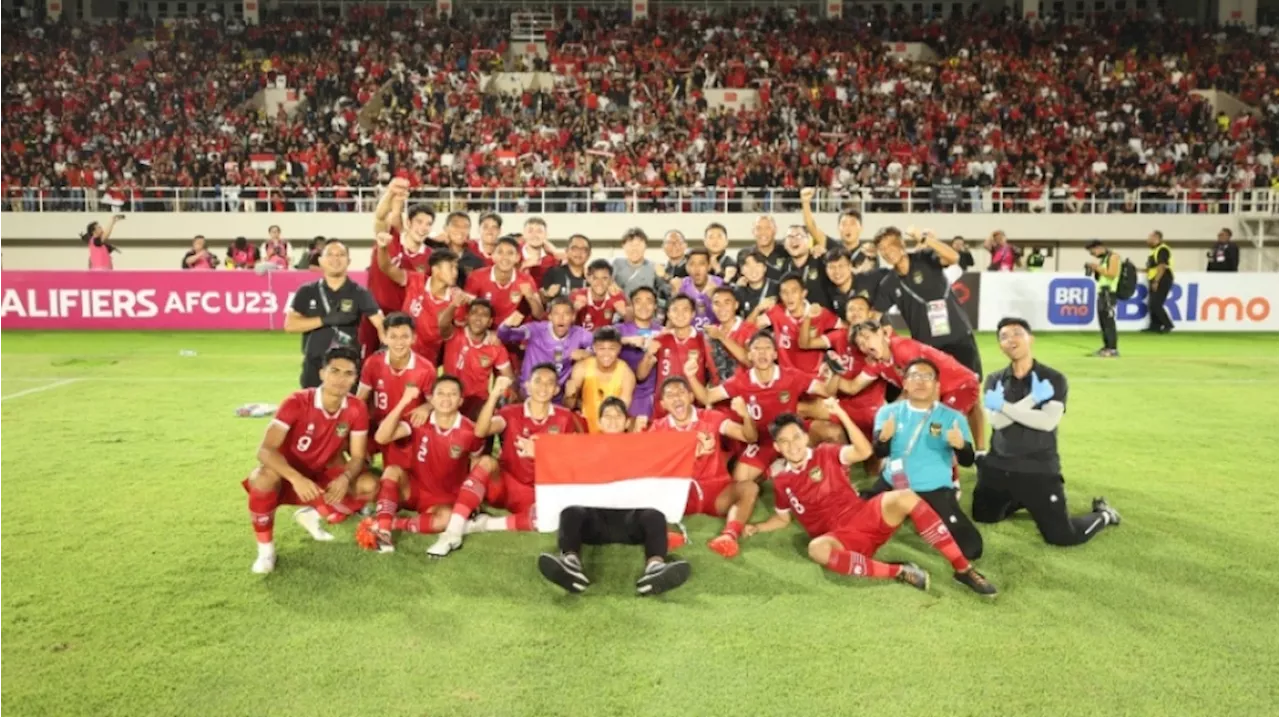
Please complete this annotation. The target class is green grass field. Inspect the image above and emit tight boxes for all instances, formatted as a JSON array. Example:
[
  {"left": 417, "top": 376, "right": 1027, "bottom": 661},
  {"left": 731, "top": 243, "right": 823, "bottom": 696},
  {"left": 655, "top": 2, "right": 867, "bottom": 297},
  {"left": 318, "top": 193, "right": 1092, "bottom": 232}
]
[{"left": 1, "top": 330, "right": 1277, "bottom": 717}]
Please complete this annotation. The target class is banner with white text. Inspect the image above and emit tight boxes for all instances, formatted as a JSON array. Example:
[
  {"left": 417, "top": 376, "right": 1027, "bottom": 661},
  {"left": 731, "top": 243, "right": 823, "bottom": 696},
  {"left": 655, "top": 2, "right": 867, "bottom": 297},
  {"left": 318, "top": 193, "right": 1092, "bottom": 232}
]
[{"left": 977, "top": 272, "right": 1279, "bottom": 332}]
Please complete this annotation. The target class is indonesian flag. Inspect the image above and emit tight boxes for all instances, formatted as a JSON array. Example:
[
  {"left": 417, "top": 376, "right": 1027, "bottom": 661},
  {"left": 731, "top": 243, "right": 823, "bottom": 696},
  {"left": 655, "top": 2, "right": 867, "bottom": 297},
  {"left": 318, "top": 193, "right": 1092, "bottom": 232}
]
[
  {"left": 249, "top": 153, "right": 278, "bottom": 171},
  {"left": 534, "top": 432, "right": 696, "bottom": 532}
]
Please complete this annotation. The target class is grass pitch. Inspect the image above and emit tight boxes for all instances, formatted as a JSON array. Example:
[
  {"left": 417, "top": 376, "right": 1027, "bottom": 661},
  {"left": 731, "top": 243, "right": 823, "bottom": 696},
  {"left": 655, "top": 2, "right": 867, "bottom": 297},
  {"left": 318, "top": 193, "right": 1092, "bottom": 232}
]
[{"left": 1, "top": 331, "right": 1277, "bottom": 717}]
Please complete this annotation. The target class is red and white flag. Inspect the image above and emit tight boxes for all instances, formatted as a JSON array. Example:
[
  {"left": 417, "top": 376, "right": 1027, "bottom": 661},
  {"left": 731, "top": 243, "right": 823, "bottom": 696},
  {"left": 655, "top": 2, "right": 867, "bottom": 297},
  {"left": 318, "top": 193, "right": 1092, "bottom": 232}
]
[{"left": 534, "top": 432, "right": 696, "bottom": 532}]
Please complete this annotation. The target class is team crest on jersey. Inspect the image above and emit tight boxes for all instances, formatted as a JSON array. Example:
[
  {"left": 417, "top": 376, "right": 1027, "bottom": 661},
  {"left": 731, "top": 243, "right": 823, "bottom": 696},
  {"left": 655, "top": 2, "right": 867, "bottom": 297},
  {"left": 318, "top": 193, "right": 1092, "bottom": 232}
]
[
  {"left": 509, "top": 291, "right": 521, "bottom": 303},
  {"left": 808, "top": 466, "right": 823, "bottom": 482},
  {"left": 912, "top": 272, "right": 923, "bottom": 285},
  {"left": 340, "top": 299, "right": 355, "bottom": 312},
  {"left": 779, "top": 391, "right": 791, "bottom": 403},
  {"left": 548, "top": 426, "right": 561, "bottom": 434},
  {"left": 449, "top": 444, "right": 463, "bottom": 458},
  {"left": 806, "top": 268, "right": 817, "bottom": 281},
  {"left": 929, "top": 422, "right": 942, "bottom": 436},
  {"left": 479, "top": 355, "right": 491, "bottom": 367},
  {"left": 336, "top": 422, "right": 350, "bottom": 437}
]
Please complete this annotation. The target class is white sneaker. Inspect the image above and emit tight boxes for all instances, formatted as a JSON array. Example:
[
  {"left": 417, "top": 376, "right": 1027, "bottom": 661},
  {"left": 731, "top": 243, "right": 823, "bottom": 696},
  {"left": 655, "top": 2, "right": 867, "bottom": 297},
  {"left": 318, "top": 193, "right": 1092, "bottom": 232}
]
[
  {"left": 293, "top": 507, "right": 335, "bottom": 541},
  {"left": 426, "top": 532, "right": 463, "bottom": 558},
  {"left": 464, "top": 514, "right": 490, "bottom": 534},
  {"left": 251, "top": 550, "right": 276, "bottom": 574}
]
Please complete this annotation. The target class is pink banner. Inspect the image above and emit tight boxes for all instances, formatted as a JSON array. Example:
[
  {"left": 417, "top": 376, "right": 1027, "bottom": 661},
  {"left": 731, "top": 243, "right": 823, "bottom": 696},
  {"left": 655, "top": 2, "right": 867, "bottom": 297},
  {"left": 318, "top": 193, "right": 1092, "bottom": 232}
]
[{"left": 0, "top": 270, "right": 370, "bottom": 330}]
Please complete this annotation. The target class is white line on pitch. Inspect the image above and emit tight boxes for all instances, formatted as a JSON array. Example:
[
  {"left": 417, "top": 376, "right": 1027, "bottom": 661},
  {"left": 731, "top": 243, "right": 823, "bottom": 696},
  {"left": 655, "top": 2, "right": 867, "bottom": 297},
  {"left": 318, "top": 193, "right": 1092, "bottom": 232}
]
[{"left": 0, "top": 378, "right": 81, "bottom": 402}]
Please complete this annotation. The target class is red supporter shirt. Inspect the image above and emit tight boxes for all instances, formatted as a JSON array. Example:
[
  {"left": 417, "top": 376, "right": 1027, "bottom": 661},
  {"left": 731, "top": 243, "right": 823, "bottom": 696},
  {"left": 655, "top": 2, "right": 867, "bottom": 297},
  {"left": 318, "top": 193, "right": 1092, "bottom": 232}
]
[
  {"left": 465, "top": 267, "right": 539, "bottom": 326},
  {"left": 864, "top": 336, "right": 977, "bottom": 396},
  {"left": 721, "top": 365, "right": 814, "bottom": 440},
  {"left": 358, "top": 349, "right": 436, "bottom": 426},
  {"left": 770, "top": 444, "right": 863, "bottom": 538},
  {"left": 442, "top": 330, "right": 512, "bottom": 400},
  {"left": 402, "top": 273, "right": 468, "bottom": 362},
  {"left": 650, "top": 408, "right": 733, "bottom": 483},
  {"left": 765, "top": 303, "right": 839, "bottom": 373},
  {"left": 496, "top": 402, "right": 583, "bottom": 485},
  {"left": 395, "top": 412, "right": 483, "bottom": 495},
  {"left": 827, "top": 331, "right": 887, "bottom": 409},
  {"left": 272, "top": 388, "right": 369, "bottom": 475},
  {"left": 570, "top": 288, "right": 626, "bottom": 331},
  {"left": 368, "top": 228, "right": 431, "bottom": 312}
]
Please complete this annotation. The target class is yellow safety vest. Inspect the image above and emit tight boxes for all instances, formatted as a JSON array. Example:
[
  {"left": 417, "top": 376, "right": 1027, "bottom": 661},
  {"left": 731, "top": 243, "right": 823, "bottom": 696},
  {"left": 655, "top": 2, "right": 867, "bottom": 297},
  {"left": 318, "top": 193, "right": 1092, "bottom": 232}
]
[
  {"left": 581, "top": 358, "right": 627, "bottom": 434},
  {"left": 1147, "top": 243, "right": 1173, "bottom": 280}
]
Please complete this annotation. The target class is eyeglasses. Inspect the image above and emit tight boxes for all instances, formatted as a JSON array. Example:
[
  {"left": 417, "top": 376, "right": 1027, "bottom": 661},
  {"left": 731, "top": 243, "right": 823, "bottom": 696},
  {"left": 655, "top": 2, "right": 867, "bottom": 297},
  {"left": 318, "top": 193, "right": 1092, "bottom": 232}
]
[{"left": 903, "top": 371, "right": 936, "bottom": 382}]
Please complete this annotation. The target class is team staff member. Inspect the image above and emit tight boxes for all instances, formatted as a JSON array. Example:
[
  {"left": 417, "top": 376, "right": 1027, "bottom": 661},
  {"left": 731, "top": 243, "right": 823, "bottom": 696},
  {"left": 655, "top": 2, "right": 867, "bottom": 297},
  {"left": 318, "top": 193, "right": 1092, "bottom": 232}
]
[
  {"left": 975, "top": 318, "right": 1121, "bottom": 545},
  {"left": 286, "top": 239, "right": 385, "bottom": 389},
  {"left": 1144, "top": 230, "right": 1175, "bottom": 333},
  {"left": 1206, "top": 227, "right": 1239, "bottom": 272},
  {"left": 734, "top": 216, "right": 790, "bottom": 282},
  {"left": 1085, "top": 239, "right": 1121, "bottom": 358}
]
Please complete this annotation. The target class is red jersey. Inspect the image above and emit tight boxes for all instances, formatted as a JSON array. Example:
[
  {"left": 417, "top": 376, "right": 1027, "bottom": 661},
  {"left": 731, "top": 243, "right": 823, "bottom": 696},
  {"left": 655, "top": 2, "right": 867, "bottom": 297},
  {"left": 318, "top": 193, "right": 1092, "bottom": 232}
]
[
  {"left": 399, "top": 413, "right": 483, "bottom": 494},
  {"left": 650, "top": 408, "right": 732, "bottom": 483},
  {"left": 865, "top": 336, "right": 978, "bottom": 395},
  {"left": 358, "top": 349, "right": 436, "bottom": 425},
  {"left": 765, "top": 303, "right": 839, "bottom": 373},
  {"left": 468, "top": 240, "right": 496, "bottom": 267},
  {"left": 464, "top": 267, "right": 539, "bottom": 326},
  {"left": 495, "top": 401, "right": 583, "bottom": 485},
  {"left": 651, "top": 330, "right": 717, "bottom": 419},
  {"left": 368, "top": 228, "right": 431, "bottom": 312},
  {"left": 442, "top": 330, "right": 512, "bottom": 400},
  {"left": 721, "top": 365, "right": 814, "bottom": 439},
  {"left": 521, "top": 247, "right": 559, "bottom": 286},
  {"left": 827, "top": 330, "right": 886, "bottom": 409},
  {"left": 402, "top": 272, "right": 468, "bottom": 362},
  {"left": 770, "top": 444, "right": 863, "bottom": 537},
  {"left": 271, "top": 388, "right": 369, "bottom": 474},
  {"left": 570, "top": 288, "right": 626, "bottom": 331}
]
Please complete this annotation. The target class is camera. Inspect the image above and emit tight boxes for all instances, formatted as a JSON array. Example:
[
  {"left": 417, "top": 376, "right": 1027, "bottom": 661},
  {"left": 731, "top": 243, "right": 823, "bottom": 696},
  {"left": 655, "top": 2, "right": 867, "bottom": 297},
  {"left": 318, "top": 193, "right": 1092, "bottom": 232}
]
[{"left": 1083, "top": 263, "right": 1094, "bottom": 278}]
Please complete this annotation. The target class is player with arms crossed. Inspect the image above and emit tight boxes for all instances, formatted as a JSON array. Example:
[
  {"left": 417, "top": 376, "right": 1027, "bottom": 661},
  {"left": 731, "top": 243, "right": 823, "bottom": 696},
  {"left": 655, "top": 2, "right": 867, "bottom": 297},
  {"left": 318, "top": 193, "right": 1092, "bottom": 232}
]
[
  {"left": 356, "top": 312, "right": 436, "bottom": 466},
  {"left": 359, "top": 376, "right": 495, "bottom": 557},
  {"left": 242, "top": 347, "right": 378, "bottom": 574},
  {"left": 472, "top": 369, "right": 584, "bottom": 532},
  {"left": 650, "top": 377, "right": 760, "bottom": 558},
  {"left": 746, "top": 409, "right": 997, "bottom": 596}
]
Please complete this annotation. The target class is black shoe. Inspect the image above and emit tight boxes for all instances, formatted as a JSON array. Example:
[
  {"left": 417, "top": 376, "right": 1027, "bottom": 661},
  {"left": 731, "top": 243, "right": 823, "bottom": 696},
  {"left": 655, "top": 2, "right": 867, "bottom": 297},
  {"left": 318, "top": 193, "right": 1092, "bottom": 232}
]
[
  {"left": 1159, "top": 325, "right": 1174, "bottom": 333},
  {"left": 894, "top": 562, "right": 930, "bottom": 592},
  {"left": 1092, "top": 497, "right": 1122, "bottom": 526},
  {"left": 954, "top": 568, "right": 998, "bottom": 597},
  {"left": 538, "top": 553, "right": 590, "bottom": 594},
  {"left": 636, "top": 559, "right": 691, "bottom": 596}
]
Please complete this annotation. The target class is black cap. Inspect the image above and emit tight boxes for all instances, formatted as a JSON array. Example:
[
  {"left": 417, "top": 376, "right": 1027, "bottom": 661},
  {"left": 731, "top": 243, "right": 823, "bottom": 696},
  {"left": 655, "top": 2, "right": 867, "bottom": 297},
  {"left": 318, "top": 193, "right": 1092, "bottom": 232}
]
[{"left": 1085, "top": 239, "right": 1105, "bottom": 249}]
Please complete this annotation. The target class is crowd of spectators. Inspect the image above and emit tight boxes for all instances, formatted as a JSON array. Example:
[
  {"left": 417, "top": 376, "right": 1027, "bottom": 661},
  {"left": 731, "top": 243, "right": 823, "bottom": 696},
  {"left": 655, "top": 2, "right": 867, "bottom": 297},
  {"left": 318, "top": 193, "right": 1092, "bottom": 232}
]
[{"left": 2, "top": 7, "right": 1276, "bottom": 215}]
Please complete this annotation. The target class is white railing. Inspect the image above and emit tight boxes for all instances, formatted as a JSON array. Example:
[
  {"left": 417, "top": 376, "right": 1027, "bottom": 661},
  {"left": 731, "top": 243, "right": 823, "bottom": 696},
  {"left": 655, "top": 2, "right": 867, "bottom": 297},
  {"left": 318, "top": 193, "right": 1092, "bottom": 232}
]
[{"left": 4, "top": 186, "right": 1277, "bottom": 217}]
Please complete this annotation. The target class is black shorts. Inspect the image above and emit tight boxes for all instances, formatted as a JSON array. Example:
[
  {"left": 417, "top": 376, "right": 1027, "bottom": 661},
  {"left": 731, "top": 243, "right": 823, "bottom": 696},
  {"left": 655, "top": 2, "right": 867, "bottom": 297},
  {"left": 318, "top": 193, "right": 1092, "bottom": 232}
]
[
  {"left": 575, "top": 508, "right": 653, "bottom": 546},
  {"left": 938, "top": 336, "right": 983, "bottom": 377}
]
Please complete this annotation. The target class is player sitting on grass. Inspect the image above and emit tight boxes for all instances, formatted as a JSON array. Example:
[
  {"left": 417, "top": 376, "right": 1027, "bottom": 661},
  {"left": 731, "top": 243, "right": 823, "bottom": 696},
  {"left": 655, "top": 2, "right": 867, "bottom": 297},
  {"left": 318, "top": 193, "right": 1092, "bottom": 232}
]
[
  {"left": 472, "top": 368, "right": 583, "bottom": 533},
  {"left": 357, "top": 376, "right": 495, "bottom": 557},
  {"left": 745, "top": 409, "right": 998, "bottom": 597},
  {"left": 649, "top": 376, "right": 760, "bottom": 558},
  {"left": 242, "top": 346, "right": 378, "bottom": 574},
  {"left": 537, "top": 398, "right": 693, "bottom": 597}
]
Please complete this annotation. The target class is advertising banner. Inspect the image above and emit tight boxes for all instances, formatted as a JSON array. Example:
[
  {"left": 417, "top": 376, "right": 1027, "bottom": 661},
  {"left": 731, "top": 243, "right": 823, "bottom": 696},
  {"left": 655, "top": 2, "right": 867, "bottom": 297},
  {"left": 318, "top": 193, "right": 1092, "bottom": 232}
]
[
  {"left": 977, "top": 272, "right": 1279, "bottom": 332},
  {"left": 0, "top": 270, "right": 369, "bottom": 330}
]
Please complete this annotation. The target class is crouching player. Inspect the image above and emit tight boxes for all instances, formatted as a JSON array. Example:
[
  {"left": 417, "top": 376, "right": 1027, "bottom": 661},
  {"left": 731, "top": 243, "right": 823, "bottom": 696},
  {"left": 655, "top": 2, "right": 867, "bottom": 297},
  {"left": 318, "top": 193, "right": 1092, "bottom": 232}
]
[
  {"left": 745, "top": 406, "right": 997, "bottom": 597},
  {"left": 357, "top": 376, "right": 495, "bottom": 557},
  {"left": 242, "top": 346, "right": 378, "bottom": 574},
  {"left": 537, "top": 398, "right": 692, "bottom": 596},
  {"left": 650, "top": 376, "right": 760, "bottom": 558}
]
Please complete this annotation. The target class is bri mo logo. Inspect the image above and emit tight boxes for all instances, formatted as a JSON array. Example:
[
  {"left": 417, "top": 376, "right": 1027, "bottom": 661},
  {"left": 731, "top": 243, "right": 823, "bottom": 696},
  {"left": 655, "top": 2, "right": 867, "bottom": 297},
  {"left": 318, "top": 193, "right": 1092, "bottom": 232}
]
[{"left": 1047, "top": 278, "right": 1095, "bottom": 325}]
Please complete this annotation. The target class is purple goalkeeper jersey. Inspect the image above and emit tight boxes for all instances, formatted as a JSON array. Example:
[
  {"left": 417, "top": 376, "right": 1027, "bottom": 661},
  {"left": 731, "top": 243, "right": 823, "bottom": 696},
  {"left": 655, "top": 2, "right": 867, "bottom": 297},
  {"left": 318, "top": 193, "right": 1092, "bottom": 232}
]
[
  {"left": 678, "top": 276, "right": 723, "bottom": 329},
  {"left": 498, "top": 321, "right": 594, "bottom": 388},
  {"left": 617, "top": 320, "right": 659, "bottom": 417}
]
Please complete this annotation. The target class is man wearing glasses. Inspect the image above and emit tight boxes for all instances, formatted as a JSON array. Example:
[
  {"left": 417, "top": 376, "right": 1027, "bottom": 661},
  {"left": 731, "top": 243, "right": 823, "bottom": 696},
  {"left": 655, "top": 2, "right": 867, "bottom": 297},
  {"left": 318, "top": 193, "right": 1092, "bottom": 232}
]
[
  {"left": 863, "top": 357, "right": 985, "bottom": 561},
  {"left": 974, "top": 318, "right": 1121, "bottom": 546}
]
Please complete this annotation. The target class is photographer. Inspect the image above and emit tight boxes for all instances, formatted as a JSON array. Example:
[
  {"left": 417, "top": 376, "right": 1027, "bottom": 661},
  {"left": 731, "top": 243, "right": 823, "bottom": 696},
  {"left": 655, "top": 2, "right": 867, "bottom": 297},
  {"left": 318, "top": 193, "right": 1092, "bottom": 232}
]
[
  {"left": 1085, "top": 240, "right": 1120, "bottom": 358},
  {"left": 285, "top": 239, "right": 385, "bottom": 389},
  {"left": 83, "top": 215, "right": 124, "bottom": 270}
]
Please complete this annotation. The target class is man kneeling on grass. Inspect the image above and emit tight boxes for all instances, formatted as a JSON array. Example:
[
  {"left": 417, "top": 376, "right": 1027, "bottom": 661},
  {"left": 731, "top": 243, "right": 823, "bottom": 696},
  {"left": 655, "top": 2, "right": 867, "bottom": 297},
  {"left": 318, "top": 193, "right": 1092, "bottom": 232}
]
[
  {"left": 744, "top": 404, "right": 997, "bottom": 597},
  {"left": 535, "top": 398, "right": 692, "bottom": 597}
]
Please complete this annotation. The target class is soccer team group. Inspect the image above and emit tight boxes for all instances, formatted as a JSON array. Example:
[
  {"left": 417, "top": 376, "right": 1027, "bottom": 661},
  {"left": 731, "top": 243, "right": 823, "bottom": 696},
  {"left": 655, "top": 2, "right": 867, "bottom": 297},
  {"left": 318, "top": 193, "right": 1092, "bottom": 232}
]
[{"left": 242, "top": 181, "right": 1108, "bottom": 597}]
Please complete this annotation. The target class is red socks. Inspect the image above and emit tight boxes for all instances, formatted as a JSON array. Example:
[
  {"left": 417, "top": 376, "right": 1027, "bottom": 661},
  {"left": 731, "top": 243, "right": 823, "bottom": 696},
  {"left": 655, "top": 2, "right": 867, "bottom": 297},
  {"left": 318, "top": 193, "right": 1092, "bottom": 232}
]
[
  {"left": 453, "top": 467, "right": 489, "bottom": 518},
  {"left": 504, "top": 511, "right": 534, "bottom": 531},
  {"left": 909, "top": 501, "right": 970, "bottom": 572},
  {"left": 248, "top": 488, "right": 279, "bottom": 544},
  {"left": 722, "top": 520, "right": 745, "bottom": 540},
  {"left": 825, "top": 550, "right": 902, "bottom": 579},
  {"left": 393, "top": 515, "right": 439, "bottom": 534},
  {"left": 376, "top": 478, "right": 400, "bottom": 533}
]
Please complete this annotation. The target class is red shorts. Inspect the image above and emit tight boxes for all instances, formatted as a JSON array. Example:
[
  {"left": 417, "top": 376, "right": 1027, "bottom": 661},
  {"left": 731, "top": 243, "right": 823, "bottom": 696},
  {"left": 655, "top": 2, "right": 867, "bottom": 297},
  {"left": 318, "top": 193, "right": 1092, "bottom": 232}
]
[
  {"left": 241, "top": 463, "right": 346, "bottom": 506},
  {"left": 823, "top": 495, "right": 896, "bottom": 556},
  {"left": 685, "top": 475, "right": 732, "bottom": 516},
  {"left": 404, "top": 481, "right": 456, "bottom": 514},
  {"left": 941, "top": 382, "right": 979, "bottom": 415},
  {"left": 734, "top": 441, "right": 778, "bottom": 474},
  {"left": 837, "top": 398, "right": 881, "bottom": 436},
  {"left": 358, "top": 317, "right": 384, "bottom": 361},
  {"left": 486, "top": 472, "right": 535, "bottom": 515}
]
